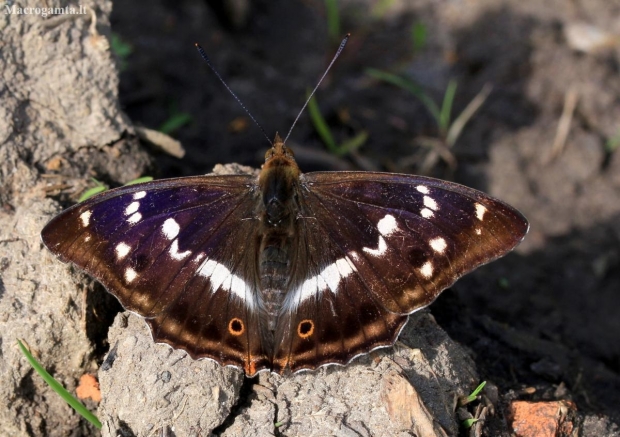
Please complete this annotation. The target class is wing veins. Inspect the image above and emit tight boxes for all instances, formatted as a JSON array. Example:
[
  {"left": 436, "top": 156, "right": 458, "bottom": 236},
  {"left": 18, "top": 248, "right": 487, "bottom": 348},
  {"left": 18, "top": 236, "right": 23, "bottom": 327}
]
[
  {"left": 62, "top": 188, "right": 243, "bottom": 281},
  {"left": 309, "top": 182, "right": 515, "bottom": 271},
  {"left": 304, "top": 189, "right": 431, "bottom": 314},
  {"left": 144, "top": 192, "right": 255, "bottom": 318}
]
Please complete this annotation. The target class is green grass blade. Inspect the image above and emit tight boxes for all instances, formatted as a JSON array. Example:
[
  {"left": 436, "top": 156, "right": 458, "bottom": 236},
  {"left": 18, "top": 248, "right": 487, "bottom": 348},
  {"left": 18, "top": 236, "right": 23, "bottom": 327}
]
[
  {"left": 366, "top": 68, "right": 441, "bottom": 122},
  {"left": 110, "top": 33, "right": 132, "bottom": 59},
  {"left": 411, "top": 22, "right": 427, "bottom": 53},
  {"left": 124, "top": 176, "right": 154, "bottom": 186},
  {"left": 17, "top": 340, "right": 102, "bottom": 430},
  {"left": 336, "top": 130, "right": 368, "bottom": 156},
  {"left": 324, "top": 0, "right": 340, "bottom": 43},
  {"left": 78, "top": 186, "right": 107, "bottom": 202},
  {"left": 466, "top": 380, "right": 486, "bottom": 403},
  {"left": 463, "top": 418, "right": 479, "bottom": 429},
  {"left": 78, "top": 177, "right": 153, "bottom": 202},
  {"left": 439, "top": 79, "right": 457, "bottom": 135},
  {"left": 307, "top": 94, "right": 338, "bottom": 154},
  {"left": 446, "top": 83, "right": 492, "bottom": 147},
  {"left": 110, "top": 33, "right": 133, "bottom": 71},
  {"left": 158, "top": 112, "right": 193, "bottom": 135}
]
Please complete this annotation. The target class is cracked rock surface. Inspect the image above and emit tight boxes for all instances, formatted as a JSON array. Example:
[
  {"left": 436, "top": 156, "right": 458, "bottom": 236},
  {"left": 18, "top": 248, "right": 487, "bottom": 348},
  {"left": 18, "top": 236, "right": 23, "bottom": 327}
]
[
  {"left": 98, "top": 314, "right": 244, "bottom": 436},
  {"left": 100, "top": 311, "right": 476, "bottom": 436},
  {"left": 0, "top": 1, "right": 144, "bottom": 435}
]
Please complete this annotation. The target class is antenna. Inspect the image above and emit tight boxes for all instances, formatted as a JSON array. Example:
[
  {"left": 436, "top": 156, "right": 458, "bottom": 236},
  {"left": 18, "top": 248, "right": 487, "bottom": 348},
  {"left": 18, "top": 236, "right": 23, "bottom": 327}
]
[
  {"left": 195, "top": 43, "right": 273, "bottom": 146},
  {"left": 283, "top": 33, "right": 350, "bottom": 144}
]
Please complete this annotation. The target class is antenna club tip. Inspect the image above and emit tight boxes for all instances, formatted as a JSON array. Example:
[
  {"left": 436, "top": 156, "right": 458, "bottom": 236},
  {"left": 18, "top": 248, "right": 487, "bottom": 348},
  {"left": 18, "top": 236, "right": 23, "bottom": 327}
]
[{"left": 345, "top": 33, "right": 351, "bottom": 37}]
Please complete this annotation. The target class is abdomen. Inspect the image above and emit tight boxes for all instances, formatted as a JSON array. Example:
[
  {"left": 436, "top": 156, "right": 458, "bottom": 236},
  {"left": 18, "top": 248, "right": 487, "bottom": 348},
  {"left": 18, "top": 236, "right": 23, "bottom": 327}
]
[{"left": 259, "top": 232, "right": 293, "bottom": 332}]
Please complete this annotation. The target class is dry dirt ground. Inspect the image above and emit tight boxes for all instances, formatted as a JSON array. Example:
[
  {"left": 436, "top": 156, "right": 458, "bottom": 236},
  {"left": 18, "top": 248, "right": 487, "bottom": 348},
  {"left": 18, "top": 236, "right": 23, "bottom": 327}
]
[{"left": 1, "top": 0, "right": 620, "bottom": 435}]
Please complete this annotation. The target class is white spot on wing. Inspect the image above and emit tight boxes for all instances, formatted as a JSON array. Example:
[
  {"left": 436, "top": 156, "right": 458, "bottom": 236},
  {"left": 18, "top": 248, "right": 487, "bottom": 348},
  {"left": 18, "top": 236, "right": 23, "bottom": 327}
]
[
  {"left": 421, "top": 208, "right": 434, "bottom": 219},
  {"left": 363, "top": 214, "right": 399, "bottom": 256},
  {"left": 162, "top": 218, "right": 180, "bottom": 240},
  {"left": 125, "top": 267, "right": 138, "bottom": 283},
  {"left": 419, "top": 261, "right": 433, "bottom": 278},
  {"left": 319, "top": 263, "right": 341, "bottom": 293},
  {"left": 416, "top": 185, "right": 429, "bottom": 194},
  {"left": 169, "top": 239, "right": 191, "bottom": 260},
  {"left": 336, "top": 257, "right": 356, "bottom": 278},
  {"left": 125, "top": 201, "right": 140, "bottom": 216},
  {"left": 475, "top": 228, "right": 482, "bottom": 235},
  {"left": 377, "top": 214, "right": 399, "bottom": 236},
  {"left": 423, "top": 196, "right": 438, "bottom": 211},
  {"left": 298, "top": 276, "right": 321, "bottom": 305},
  {"left": 84, "top": 235, "right": 91, "bottom": 242},
  {"left": 115, "top": 242, "right": 131, "bottom": 260},
  {"left": 127, "top": 212, "right": 142, "bottom": 224},
  {"left": 475, "top": 203, "right": 487, "bottom": 221},
  {"left": 197, "top": 258, "right": 254, "bottom": 309},
  {"left": 80, "top": 211, "right": 92, "bottom": 227},
  {"left": 429, "top": 237, "right": 447, "bottom": 254},
  {"left": 363, "top": 236, "right": 387, "bottom": 257},
  {"left": 230, "top": 275, "right": 246, "bottom": 296},
  {"left": 133, "top": 191, "right": 147, "bottom": 200},
  {"left": 291, "top": 256, "right": 357, "bottom": 309}
]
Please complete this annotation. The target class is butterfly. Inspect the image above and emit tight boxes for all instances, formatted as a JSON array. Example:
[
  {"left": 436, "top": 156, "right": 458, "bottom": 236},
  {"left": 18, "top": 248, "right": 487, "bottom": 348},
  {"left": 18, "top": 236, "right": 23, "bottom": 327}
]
[{"left": 41, "top": 131, "right": 528, "bottom": 376}]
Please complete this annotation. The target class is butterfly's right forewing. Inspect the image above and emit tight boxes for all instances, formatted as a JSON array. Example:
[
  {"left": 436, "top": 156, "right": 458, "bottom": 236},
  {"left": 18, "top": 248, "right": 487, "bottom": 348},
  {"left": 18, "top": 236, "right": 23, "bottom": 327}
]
[{"left": 301, "top": 171, "right": 528, "bottom": 313}]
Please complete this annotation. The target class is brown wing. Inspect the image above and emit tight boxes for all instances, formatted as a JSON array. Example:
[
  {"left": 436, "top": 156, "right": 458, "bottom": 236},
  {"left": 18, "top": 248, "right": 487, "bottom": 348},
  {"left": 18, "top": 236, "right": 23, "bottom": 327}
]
[
  {"left": 42, "top": 175, "right": 270, "bottom": 376},
  {"left": 272, "top": 171, "right": 528, "bottom": 374}
]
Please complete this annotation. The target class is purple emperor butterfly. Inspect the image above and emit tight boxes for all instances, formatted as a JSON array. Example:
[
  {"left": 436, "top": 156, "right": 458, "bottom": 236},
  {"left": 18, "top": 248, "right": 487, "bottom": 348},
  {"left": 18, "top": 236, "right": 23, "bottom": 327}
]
[
  {"left": 41, "top": 38, "right": 528, "bottom": 376},
  {"left": 42, "top": 132, "right": 527, "bottom": 376}
]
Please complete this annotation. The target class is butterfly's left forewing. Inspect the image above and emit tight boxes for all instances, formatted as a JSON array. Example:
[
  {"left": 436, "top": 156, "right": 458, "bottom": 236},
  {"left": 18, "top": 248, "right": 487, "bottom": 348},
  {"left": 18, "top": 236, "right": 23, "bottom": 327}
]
[
  {"left": 41, "top": 176, "right": 270, "bottom": 375},
  {"left": 273, "top": 171, "right": 528, "bottom": 373}
]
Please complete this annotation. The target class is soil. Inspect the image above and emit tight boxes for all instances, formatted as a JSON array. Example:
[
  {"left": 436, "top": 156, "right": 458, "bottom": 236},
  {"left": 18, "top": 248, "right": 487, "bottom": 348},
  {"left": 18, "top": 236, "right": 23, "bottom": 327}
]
[{"left": 2, "top": 0, "right": 620, "bottom": 435}]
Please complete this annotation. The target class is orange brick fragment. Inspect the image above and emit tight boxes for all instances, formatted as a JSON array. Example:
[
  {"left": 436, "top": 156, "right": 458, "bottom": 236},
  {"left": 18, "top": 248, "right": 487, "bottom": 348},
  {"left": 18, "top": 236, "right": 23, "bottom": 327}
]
[
  {"left": 509, "top": 400, "right": 576, "bottom": 437},
  {"left": 75, "top": 374, "right": 102, "bottom": 403}
]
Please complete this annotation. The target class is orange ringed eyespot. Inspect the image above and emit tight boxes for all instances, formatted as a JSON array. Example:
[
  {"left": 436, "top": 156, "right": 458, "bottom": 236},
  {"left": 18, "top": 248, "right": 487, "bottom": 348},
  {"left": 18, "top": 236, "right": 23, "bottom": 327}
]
[
  {"left": 297, "top": 319, "right": 314, "bottom": 338},
  {"left": 228, "top": 318, "right": 244, "bottom": 336}
]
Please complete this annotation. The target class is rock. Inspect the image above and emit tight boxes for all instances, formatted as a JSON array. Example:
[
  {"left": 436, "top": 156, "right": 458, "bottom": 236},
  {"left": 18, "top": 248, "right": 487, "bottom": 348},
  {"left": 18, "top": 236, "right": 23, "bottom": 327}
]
[
  {"left": 97, "top": 309, "right": 478, "bottom": 436},
  {"left": 508, "top": 400, "right": 577, "bottom": 437},
  {"left": 98, "top": 314, "right": 243, "bottom": 436},
  {"left": 0, "top": 0, "right": 149, "bottom": 435}
]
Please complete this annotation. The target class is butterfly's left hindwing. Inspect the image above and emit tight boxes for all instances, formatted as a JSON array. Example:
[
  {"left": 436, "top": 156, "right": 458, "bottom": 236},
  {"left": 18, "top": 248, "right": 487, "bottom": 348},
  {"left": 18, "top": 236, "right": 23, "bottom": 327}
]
[
  {"left": 41, "top": 176, "right": 271, "bottom": 376},
  {"left": 272, "top": 171, "right": 528, "bottom": 373}
]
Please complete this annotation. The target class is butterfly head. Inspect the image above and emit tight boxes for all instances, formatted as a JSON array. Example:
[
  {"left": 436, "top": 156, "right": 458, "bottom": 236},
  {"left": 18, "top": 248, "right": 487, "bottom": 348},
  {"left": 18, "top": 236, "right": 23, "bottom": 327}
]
[
  {"left": 264, "top": 132, "right": 296, "bottom": 163},
  {"left": 260, "top": 132, "right": 300, "bottom": 185}
]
